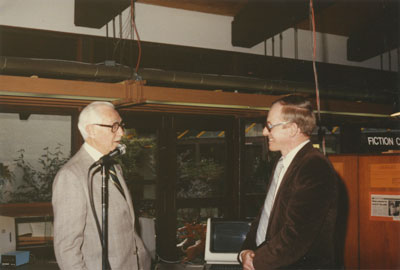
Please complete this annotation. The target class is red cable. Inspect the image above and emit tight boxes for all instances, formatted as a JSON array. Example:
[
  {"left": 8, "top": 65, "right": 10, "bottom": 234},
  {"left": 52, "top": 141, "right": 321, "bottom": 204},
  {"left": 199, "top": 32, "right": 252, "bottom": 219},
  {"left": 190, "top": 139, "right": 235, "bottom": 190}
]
[
  {"left": 310, "top": 0, "right": 320, "bottom": 119},
  {"left": 310, "top": 0, "right": 325, "bottom": 154},
  {"left": 131, "top": 0, "right": 142, "bottom": 74}
]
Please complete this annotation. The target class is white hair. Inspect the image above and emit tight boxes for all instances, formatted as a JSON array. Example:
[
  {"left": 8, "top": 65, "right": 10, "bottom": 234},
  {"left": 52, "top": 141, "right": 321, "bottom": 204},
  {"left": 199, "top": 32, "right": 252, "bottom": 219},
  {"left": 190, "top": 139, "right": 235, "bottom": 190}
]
[{"left": 78, "top": 101, "right": 115, "bottom": 139}]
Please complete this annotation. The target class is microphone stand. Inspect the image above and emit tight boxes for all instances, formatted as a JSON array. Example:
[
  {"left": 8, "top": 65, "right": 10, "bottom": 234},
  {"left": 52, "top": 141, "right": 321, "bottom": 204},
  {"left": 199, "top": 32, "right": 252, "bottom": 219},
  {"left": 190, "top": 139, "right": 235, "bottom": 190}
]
[
  {"left": 89, "top": 144, "right": 126, "bottom": 270},
  {"left": 100, "top": 159, "right": 112, "bottom": 270}
]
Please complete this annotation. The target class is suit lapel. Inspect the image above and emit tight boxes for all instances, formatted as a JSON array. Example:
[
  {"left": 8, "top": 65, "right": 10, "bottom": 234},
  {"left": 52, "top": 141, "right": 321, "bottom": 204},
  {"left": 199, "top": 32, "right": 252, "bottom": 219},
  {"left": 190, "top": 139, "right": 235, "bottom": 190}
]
[
  {"left": 276, "top": 142, "right": 313, "bottom": 194},
  {"left": 266, "top": 143, "right": 313, "bottom": 233},
  {"left": 114, "top": 165, "right": 136, "bottom": 223},
  {"left": 76, "top": 147, "right": 99, "bottom": 204},
  {"left": 78, "top": 147, "right": 136, "bottom": 224}
]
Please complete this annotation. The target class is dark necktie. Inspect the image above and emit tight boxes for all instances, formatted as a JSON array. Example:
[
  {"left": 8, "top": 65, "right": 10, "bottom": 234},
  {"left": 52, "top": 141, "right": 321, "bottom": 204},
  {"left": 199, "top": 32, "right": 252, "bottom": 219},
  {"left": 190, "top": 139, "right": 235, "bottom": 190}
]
[{"left": 109, "top": 165, "right": 126, "bottom": 200}]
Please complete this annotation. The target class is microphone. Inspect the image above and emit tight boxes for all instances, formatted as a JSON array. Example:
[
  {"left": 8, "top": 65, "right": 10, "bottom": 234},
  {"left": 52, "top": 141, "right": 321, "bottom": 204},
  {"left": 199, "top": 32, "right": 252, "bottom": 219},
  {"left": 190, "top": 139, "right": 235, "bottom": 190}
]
[{"left": 94, "top": 144, "right": 127, "bottom": 166}]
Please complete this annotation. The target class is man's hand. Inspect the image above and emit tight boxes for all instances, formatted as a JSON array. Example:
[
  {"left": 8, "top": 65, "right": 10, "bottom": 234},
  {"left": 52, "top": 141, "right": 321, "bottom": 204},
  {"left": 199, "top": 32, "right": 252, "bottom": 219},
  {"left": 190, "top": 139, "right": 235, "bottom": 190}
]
[{"left": 241, "top": 249, "right": 255, "bottom": 270}]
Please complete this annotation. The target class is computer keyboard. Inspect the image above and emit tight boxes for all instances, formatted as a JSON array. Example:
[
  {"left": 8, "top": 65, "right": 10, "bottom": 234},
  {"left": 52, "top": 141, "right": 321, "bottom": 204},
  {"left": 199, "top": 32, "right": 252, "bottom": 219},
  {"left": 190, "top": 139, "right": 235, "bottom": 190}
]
[{"left": 208, "top": 264, "right": 242, "bottom": 270}]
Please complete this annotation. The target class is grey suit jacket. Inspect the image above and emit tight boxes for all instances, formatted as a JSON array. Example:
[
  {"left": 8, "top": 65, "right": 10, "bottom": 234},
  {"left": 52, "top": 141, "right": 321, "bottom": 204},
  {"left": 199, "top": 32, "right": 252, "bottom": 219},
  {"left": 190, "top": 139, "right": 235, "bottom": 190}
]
[
  {"left": 52, "top": 146, "right": 151, "bottom": 270},
  {"left": 241, "top": 142, "right": 339, "bottom": 269}
]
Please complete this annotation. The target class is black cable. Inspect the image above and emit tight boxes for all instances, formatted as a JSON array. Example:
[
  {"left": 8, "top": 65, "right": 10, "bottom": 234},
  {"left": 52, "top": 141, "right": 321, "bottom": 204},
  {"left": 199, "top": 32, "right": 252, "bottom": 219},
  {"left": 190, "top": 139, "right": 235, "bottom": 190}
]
[
  {"left": 87, "top": 165, "right": 111, "bottom": 269},
  {"left": 88, "top": 165, "right": 102, "bottom": 243}
]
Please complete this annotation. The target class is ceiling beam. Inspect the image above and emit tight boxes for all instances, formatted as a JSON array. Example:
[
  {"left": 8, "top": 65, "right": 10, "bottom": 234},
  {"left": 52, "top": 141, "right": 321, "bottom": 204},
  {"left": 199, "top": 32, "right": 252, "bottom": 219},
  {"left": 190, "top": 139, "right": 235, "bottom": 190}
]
[
  {"left": 0, "top": 74, "right": 393, "bottom": 121},
  {"left": 0, "top": 75, "right": 125, "bottom": 103},
  {"left": 231, "top": 0, "right": 334, "bottom": 48},
  {"left": 74, "top": 0, "right": 130, "bottom": 28},
  {"left": 347, "top": 1, "right": 399, "bottom": 62}
]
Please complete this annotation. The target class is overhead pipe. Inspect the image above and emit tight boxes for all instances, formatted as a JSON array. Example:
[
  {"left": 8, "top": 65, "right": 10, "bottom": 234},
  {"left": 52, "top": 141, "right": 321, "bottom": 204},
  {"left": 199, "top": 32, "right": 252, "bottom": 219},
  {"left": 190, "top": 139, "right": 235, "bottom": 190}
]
[
  {"left": 0, "top": 56, "right": 134, "bottom": 81},
  {"left": 137, "top": 69, "right": 393, "bottom": 104},
  {"left": 0, "top": 56, "right": 393, "bottom": 104}
]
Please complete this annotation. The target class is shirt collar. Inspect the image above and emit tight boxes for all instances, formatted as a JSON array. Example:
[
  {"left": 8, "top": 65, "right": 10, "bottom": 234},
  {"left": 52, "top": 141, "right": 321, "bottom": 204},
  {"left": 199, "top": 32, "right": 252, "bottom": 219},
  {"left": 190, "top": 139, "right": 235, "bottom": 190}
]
[
  {"left": 83, "top": 142, "right": 103, "bottom": 162},
  {"left": 281, "top": 140, "right": 310, "bottom": 168}
]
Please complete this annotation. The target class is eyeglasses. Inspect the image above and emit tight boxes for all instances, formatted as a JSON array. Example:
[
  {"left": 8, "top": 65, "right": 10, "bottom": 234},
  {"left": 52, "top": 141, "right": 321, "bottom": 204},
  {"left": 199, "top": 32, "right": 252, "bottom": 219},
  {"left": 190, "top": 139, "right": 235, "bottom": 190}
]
[
  {"left": 265, "top": 121, "right": 291, "bottom": 132},
  {"left": 94, "top": 122, "right": 125, "bottom": 133}
]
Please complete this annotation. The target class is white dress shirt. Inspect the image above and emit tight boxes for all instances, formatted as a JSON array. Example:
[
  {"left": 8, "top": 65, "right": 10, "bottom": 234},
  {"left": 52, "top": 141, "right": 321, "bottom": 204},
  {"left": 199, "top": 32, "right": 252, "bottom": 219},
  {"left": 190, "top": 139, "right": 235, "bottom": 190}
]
[
  {"left": 255, "top": 140, "right": 310, "bottom": 246},
  {"left": 83, "top": 142, "right": 103, "bottom": 161},
  {"left": 272, "top": 140, "right": 310, "bottom": 199}
]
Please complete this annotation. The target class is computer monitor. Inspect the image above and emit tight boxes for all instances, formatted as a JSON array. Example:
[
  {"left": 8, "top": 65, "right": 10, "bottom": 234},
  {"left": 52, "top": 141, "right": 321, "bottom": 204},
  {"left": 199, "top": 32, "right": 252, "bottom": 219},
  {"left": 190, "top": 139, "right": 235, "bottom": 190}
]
[{"left": 204, "top": 218, "right": 251, "bottom": 265}]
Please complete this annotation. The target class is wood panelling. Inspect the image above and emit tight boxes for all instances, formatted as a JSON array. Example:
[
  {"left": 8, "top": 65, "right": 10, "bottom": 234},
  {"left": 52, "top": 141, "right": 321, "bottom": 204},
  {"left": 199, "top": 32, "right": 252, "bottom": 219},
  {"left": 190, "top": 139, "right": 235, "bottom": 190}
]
[
  {"left": 330, "top": 154, "right": 400, "bottom": 269},
  {"left": 329, "top": 155, "right": 359, "bottom": 269},
  {"left": 359, "top": 155, "right": 400, "bottom": 269},
  {"left": 0, "top": 74, "right": 396, "bottom": 128},
  {"left": 0, "top": 203, "right": 52, "bottom": 217},
  {"left": 0, "top": 75, "right": 125, "bottom": 101}
]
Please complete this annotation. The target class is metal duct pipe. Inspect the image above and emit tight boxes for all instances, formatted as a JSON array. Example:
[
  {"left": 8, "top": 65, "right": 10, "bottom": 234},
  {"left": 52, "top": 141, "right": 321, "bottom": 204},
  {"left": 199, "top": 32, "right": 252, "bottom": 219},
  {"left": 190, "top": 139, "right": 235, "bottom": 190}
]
[
  {"left": 0, "top": 56, "right": 393, "bottom": 104},
  {"left": 138, "top": 69, "right": 392, "bottom": 104},
  {"left": 0, "top": 56, "right": 135, "bottom": 81}
]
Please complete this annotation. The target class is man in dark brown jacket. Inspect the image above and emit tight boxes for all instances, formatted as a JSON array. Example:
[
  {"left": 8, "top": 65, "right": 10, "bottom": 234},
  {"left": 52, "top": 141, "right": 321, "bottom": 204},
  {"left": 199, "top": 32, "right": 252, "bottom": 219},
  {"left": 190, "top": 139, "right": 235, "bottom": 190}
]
[{"left": 240, "top": 95, "right": 339, "bottom": 269}]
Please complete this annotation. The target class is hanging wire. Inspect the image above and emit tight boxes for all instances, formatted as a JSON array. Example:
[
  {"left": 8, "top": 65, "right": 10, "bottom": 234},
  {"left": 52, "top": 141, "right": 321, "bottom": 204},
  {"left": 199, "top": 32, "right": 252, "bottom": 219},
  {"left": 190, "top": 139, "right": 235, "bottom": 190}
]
[
  {"left": 131, "top": 0, "right": 142, "bottom": 74},
  {"left": 309, "top": 0, "right": 325, "bottom": 155},
  {"left": 119, "top": 13, "right": 123, "bottom": 40},
  {"left": 113, "top": 12, "right": 132, "bottom": 64},
  {"left": 117, "top": 13, "right": 123, "bottom": 64},
  {"left": 105, "top": 23, "right": 109, "bottom": 60},
  {"left": 111, "top": 16, "right": 120, "bottom": 61},
  {"left": 112, "top": 18, "right": 116, "bottom": 42},
  {"left": 272, "top": 36, "right": 275, "bottom": 56},
  {"left": 294, "top": 27, "right": 298, "bottom": 60},
  {"left": 264, "top": 39, "right": 267, "bottom": 56}
]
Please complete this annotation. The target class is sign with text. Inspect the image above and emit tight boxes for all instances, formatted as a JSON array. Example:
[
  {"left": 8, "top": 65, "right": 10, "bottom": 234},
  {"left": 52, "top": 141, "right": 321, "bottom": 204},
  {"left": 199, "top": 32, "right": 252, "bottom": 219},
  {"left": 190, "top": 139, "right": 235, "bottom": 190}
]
[
  {"left": 370, "top": 163, "right": 400, "bottom": 188},
  {"left": 362, "top": 132, "right": 400, "bottom": 153},
  {"left": 370, "top": 192, "right": 400, "bottom": 222}
]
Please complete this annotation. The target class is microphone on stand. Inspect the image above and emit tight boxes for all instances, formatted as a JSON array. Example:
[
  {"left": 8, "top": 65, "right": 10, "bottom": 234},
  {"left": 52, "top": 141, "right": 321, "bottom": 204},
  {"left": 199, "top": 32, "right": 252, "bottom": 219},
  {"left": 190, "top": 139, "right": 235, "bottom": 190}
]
[
  {"left": 87, "top": 143, "right": 126, "bottom": 270},
  {"left": 93, "top": 144, "right": 127, "bottom": 166}
]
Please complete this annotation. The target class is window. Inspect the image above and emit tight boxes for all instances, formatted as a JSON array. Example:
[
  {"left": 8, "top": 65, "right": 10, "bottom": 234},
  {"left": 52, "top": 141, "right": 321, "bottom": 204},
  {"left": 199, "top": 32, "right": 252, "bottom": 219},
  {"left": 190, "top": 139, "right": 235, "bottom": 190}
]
[
  {"left": 118, "top": 128, "right": 157, "bottom": 218},
  {"left": 243, "top": 121, "right": 279, "bottom": 218},
  {"left": 0, "top": 113, "right": 71, "bottom": 203},
  {"left": 176, "top": 130, "right": 225, "bottom": 199}
]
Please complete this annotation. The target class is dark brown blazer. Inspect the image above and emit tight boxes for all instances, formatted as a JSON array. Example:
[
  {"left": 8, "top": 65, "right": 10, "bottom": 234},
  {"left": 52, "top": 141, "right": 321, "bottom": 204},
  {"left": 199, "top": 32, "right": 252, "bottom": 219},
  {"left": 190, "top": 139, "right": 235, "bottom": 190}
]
[{"left": 241, "top": 142, "right": 339, "bottom": 269}]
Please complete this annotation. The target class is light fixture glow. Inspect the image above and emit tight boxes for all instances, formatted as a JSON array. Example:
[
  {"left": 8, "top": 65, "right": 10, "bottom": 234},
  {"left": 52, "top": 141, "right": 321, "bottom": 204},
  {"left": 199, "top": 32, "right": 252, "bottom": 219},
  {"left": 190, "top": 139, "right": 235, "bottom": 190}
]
[{"left": 390, "top": 112, "right": 400, "bottom": 117}]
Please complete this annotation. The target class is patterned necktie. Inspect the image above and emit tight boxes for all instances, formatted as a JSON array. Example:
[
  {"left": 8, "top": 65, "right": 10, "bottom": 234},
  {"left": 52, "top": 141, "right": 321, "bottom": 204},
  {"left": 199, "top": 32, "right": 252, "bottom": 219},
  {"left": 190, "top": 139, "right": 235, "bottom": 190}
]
[
  {"left": 256, "top": 158, "right": 284, "bottom": 246},
  {"left": 109, "top": 165, "right": 126, "bottom": 200}
]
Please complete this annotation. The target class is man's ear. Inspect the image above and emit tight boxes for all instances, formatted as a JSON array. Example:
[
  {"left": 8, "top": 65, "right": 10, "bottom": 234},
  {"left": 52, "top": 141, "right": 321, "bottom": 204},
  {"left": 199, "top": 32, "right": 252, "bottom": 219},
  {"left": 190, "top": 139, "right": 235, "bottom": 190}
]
[
  {"left": 289, "top": 122, "right": 300, "bottom": 137},
  {"left": 86, "top": 124, "right": 95, "bottom": 138}
]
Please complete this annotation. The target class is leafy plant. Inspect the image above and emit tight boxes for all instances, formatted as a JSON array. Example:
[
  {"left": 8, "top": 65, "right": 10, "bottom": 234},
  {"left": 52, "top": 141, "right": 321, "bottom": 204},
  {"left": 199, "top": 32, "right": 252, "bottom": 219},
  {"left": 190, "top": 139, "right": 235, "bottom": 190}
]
[
  {"left": 0, "top": 163, "right": 13, "bottom": 202},
  {"left": 7, "top": 145, "right": 69, "bottom": 203},
  {"left": 177, "top": 154, "right": 224, "bottom": 198},
  {"left": 117, "top": 133, "right": 157, "bottom": 188},
  {"left": 0, "top": 163, "right": 12, "bottom": 185},
  {"left": 245, "top": 150, "right": 281, "bottom": 194},
  {"left": 117, "top": 133, "right": 157, "bottom": 217}
]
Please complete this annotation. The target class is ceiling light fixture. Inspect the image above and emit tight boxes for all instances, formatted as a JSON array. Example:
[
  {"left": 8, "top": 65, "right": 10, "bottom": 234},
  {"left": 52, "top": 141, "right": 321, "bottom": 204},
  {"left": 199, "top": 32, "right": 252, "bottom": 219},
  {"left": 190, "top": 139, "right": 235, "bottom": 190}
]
[{"left": 390, "top": 112, "right": 400, "bottom": 118}]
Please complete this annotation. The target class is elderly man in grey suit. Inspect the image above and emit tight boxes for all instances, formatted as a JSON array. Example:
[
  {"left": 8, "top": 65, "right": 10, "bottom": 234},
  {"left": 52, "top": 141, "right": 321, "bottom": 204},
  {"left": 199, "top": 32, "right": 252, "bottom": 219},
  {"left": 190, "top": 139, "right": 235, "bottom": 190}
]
[{"left": 52, "top": 101, "right": 151, "bottom": 270}]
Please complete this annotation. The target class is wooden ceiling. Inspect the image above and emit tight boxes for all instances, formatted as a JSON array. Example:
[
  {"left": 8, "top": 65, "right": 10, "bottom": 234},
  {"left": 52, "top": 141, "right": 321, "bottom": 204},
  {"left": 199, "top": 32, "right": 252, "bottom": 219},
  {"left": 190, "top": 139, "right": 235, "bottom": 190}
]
[
  {"left": 137, "top": 0, "right": 248, "bottom": 17},
  {"left": 137, "top": 0, "right": 396, "bottom": 36}
]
